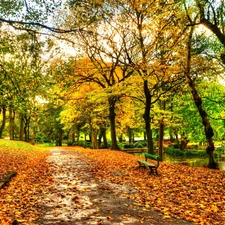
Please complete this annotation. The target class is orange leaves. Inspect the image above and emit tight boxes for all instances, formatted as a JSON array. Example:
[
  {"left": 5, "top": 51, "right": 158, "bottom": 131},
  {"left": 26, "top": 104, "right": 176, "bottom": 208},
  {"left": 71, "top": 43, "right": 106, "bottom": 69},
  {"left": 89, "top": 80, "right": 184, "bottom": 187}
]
[
  {"left": 0, "top": 140, "right": 50, "bottom": 224},
  {"left": 77, "top": 148, "right": 225, "bottom": 225}
]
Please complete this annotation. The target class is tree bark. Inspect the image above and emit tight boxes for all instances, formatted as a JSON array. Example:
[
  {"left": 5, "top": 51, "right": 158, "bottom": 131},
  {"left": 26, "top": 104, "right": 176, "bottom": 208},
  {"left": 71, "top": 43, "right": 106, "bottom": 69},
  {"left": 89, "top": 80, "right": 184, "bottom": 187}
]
[
  {"left": 108, "top": 97, "right": 120, "bottom": 150},
  {"left": 9, "top": 109, "right": 15, "bottom": 140},
  {"left": 56, "top": 128, "right": 63, "bottom": 146},
  {"left": 31, "top": 111, "right": 38, "bottom": 145},
  {"left": 19, "top": 113, "right": 24, "bottom": 141},
  {"left": 186, "top": 26, "right": 217, "bottom": 169},
  {"left": 24, "top": 115, "right": 30, "bottom": 142},
  {"left": 143, "top": 80, "right": 154, "bottom": 154},
  {"left": 102, "top": 128, "right": 108, "bottom": 148},
  {"left": 98, "top": 128, "right": 108, "bottom": 148},
  {"left": 158, "top": 100, "right": 166, "bottom": 161},
  {"left": 91, "top": 128, "right": 98, "bottom": 149},
  {"left": 127, "top": 126, "right": 132, "bottom": 144},
  {"left": 0, "top": 105, "right": 6, "bottom": 138}
]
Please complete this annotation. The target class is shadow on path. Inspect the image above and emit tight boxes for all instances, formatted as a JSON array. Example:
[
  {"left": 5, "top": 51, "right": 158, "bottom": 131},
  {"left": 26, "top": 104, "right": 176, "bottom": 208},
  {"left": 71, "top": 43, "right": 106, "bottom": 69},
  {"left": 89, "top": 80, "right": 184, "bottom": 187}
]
[{"left": 35, "top": 147, "right": 194, "bottom": 225}]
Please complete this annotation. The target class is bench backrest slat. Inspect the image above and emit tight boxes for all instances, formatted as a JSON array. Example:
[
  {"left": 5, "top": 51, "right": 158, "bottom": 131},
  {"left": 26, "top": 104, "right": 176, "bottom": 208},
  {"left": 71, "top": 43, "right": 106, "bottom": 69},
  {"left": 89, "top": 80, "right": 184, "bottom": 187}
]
[
  {"left": 144, "top": 152, "right": 160, "bottom": 168},
  {"left": 144, "top": 152, "right": 160, "bottom": 160}
]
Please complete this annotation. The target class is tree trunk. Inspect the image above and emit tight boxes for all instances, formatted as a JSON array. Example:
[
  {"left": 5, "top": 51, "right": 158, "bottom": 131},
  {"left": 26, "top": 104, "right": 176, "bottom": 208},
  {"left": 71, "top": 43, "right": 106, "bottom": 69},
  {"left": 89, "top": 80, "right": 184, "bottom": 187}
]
[
  {"left": 31, "top": 112, "right": 38, "bottom": 145},
  {"left": 158, "top": 100, "right": 166, "bottom": 161},
  {"left": 127, "top": 126, "right": 132, "bottom": 144},
  {"left": 56, "top": 128, "right": 63, "bottom": 146},
  {"left": 91, "top": 129, "right": 98, "bottom": 149},
  {"left": 144, "top": 132, "right": 147, "bottom": 141},
  {"left": 9, "top": 109, "right": 15, "bottom": 140},
  {"left": 72, "top": 132, "right": 75, "bottom": 144},
  {"left": 108, "top": 97, "right": 120, "bottom": 150},
  {"left": 102, "top": 128, "right": 108, "bottom": 148},
  {"left": 186, "top": 26, "right": 217, "bottom": 169},
  {"left": 158, "top": 121, "right": 164, "bottom": 160},
  {"left": 24, "top": 115, "right": 30, "bottom": 142},
  {"left": 19, "top": 113, "right": 24, "bottom": 141},
  {"left": 169, "top": 129, "right": 175, "bottom": 142},
  {"left": 0, "top": 105, "right": 6, "bottom": 138},
  {"left": 174, "top": 130, "right": 180, "bottom": 148},
  {"left": 143, "top": 80, "right": 154, "bottom": 154},
  {"left": 118, "top": 134, "right": 123, "bottom": 143},
  {"left": 98, "top": 128, "right": 108, "bottom": 148},
  {"left": 180, "top": 134, "right": 189, "bottom": 150}
]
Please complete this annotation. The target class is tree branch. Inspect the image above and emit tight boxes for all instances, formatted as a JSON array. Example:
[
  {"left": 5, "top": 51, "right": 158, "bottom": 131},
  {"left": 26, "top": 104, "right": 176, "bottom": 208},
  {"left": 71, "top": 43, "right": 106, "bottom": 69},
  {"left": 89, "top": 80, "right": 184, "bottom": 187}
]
[{"left": 0, "top": 18, "right": 81, "bottom": 34}]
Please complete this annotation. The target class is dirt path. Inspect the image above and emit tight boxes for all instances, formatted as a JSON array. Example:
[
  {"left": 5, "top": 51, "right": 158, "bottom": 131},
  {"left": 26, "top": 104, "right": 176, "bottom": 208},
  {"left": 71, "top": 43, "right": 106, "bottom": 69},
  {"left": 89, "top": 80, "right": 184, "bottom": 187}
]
[{"left": 35, "top": 147, "right": 194, "bottom": 225}]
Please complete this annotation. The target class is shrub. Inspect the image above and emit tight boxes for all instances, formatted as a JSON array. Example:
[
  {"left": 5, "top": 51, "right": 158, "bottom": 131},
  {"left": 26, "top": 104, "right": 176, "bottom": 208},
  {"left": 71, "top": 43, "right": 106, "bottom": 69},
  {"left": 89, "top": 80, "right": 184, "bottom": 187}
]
[
  {"left": 165, "top": 146, "right": 207, "bottom": 157},
  {"left": 67, "top": 141, "right": 74, "bottom": 146},
  {"left": 134, "top": 142, "right": 144, "bottom": 148},
  {"left": 214, "top": 151, "right": 220, "bottom": 158},
  {"left": 123, "top": 143, "right": 135, "bottom": 148},
  {"left": 165, "top": 146, "right": 184, "bottom": 156},
  {"left": 134, "top": 141, "right": 148, "bottom": 148}
]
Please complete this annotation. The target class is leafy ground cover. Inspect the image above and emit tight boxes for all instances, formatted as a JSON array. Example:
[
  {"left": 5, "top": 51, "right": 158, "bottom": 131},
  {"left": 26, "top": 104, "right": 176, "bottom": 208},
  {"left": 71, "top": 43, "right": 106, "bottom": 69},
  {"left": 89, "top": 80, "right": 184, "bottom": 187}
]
[
  {"left": 0, "top": 140, "right": 50, "bottom": 224},
  {"left": 0, "top": 142, "right": 225, "bottom": 225},
  {"left": 78, "top": 149, "right": 225, "bottom": 225}
]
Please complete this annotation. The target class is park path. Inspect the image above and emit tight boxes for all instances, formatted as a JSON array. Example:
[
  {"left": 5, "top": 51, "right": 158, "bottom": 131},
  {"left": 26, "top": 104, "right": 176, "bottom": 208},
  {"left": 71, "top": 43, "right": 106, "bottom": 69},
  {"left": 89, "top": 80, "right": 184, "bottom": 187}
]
[{"left": 35, "top": 147, "right": 194, "bottom": 225}]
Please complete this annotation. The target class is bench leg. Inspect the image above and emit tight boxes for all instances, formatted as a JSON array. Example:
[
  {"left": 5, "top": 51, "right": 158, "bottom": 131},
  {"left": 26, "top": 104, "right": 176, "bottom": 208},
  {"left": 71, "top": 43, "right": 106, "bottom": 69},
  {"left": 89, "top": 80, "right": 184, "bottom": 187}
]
[
  {"left": 149, "top": 167, "right": 158, "bottom": 175},
  {"left": 149, "top": 167, "right": 153, "bottom": 175},
  {"left": 136, "top": 163, "right": 146, "bottom": 170}
]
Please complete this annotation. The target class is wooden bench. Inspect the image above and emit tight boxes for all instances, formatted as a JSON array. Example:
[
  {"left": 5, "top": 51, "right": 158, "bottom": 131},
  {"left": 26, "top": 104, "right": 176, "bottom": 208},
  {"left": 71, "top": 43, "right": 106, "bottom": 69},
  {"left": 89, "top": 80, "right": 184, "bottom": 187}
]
[{"left": 137, "top": 152, "right": 160, "bottom": 175}]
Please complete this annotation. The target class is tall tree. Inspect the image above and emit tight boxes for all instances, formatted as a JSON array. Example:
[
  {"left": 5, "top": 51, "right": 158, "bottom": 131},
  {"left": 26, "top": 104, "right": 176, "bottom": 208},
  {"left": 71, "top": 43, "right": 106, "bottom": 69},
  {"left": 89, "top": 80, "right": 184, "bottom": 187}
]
[
  {"left": 109, "top": 0, "right": 187, "bottom": 154},
  {"left": 185, "top": 24, "right": 217, "bottom": 168}
]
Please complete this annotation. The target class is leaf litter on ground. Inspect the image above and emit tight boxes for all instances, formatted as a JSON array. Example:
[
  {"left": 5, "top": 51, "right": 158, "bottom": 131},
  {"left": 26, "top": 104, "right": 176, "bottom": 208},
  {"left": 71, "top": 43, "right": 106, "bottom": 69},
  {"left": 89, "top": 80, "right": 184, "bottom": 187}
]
[
  {"left": 0, "top": 140, "right": 50, "bottom": 225},
  {"left": 77, "top": 148, "right": 225, "bottom": 225},
  {"left": 0, "top": 142, "right": 225, "bottom": 225}
]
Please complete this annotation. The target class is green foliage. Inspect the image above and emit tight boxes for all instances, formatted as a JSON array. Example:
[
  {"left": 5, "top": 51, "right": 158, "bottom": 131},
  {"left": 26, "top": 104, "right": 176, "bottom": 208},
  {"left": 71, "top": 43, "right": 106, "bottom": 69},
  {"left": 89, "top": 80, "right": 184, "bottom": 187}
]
[
  {"left": 216, "top": 144, "right": 225, "bottom": 153},
  {"left": 120, "top": 140, "right": 148, "bottom": 149},
  {"left": 133, "top": 140, "right": 148, "bottom": 148},
  {"left": 67, "top": 140, "right": 74, "bottom": 146},
  {"left": 123, "top": 143, "right": 135, "bottom": 148},
  {"left": 78, "top": 140, "right": 93, "bottom": 148},
  {"left": 165, "top": 146, "right": 207, "bottom": 157},
  {"left": 214, "top": 143, "right": 225, "bottom": 158}
]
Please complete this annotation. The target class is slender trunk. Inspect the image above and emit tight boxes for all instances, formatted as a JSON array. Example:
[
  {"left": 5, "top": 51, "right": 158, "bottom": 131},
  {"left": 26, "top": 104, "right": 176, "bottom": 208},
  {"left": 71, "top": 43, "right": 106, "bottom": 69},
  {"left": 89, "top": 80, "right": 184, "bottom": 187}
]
[
  {"left": 180, "top": 134, "right": 189, "bottom": 151},
  {"left": 98, "top": 131, "right": 102, "bottom": 148},
  {"left": 158, "top": 100, "right": 166, "bottom": 160},
  {"left": 31, "top": 112, "right": 38, "bottom": 145},
  {"left": 19, "top": 114, "right": 24, "bottom": 141},
  {"left": 56, "top": 128, "right": 63, "bottom": 146},
  {"left": 102, "top": 128, "right": 108, "bottom": 148},
  {"left": 108, "top": 97, "right": 120, "bottom": 150},
  {"left": 143, "top": 80, "right": 154, "bottom": 154},
  {"left": 118, "top": 134, "right": 123, "bottom": 143},
  {"left": 98, "top": 128, "right": 108, "bottom": 148},
  {"left": 158, "top": 121, "right": 164, "bottom": 160},
  {"left": 186, "top": 26, "right": 217, "bottom": 169},
  {"left": 76, "top": 126, "right": 80, "bottom": 145},
  {"left": 0, "top": 105, "right": 6, "bottom": 138},
  {"left": 144, "top": 132, "right": 146, "bottom": 141},
  {"left": 9, "top": 109, "right": 15, "bottom": 140},
  {"left": 24, "top": 115, "right": 30, "bottom": 142},
  {"left": 128, "top": 127, "right": 132, "bottom": 144},
  {"left": 174, "top": 130, "right": 180, "bottom": 148},
  {"left": 169, "top": 129, "right": 175, "bottom": 142},
  {"left": 72, "top": 132, "right": 75, "bottom": 143}
]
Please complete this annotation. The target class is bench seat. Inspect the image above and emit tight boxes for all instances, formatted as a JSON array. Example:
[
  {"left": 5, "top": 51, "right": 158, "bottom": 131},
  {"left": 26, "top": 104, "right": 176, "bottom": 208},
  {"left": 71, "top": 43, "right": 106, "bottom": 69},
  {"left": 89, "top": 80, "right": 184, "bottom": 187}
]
[
  {"left": 137, "top": 153, "right": 160, "bottom": 175},
  {"left": 137, "top": 160, "right": 155, "bottom": 167}
]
